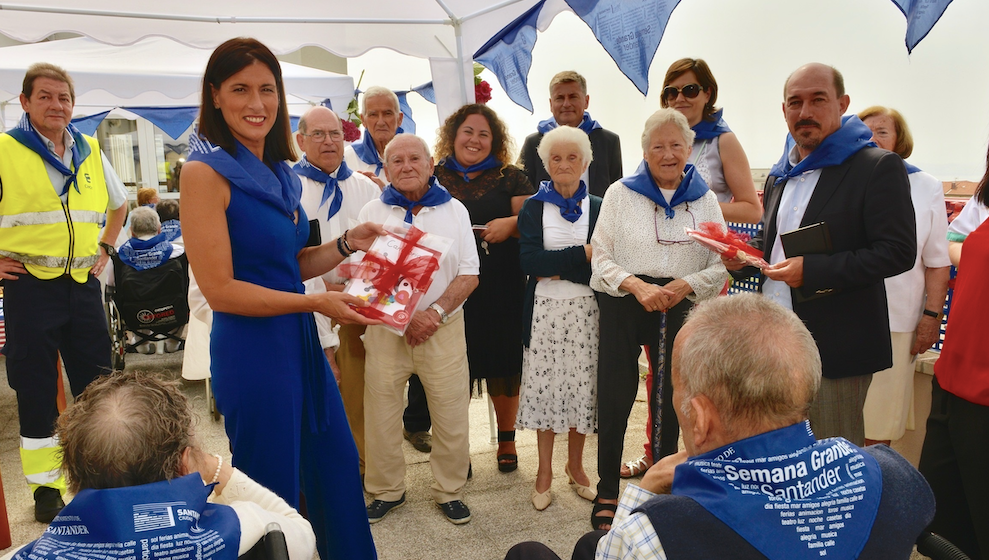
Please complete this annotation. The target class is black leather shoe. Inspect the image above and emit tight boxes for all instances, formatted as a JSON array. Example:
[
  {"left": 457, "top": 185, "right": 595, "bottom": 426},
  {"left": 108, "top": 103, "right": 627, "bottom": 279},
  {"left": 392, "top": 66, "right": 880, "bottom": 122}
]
[
  {"left": 366, "top": 493, "right": 406, "bottom": 524},
  {"left": 438, "top": 500, "right": 471, "bottom": 524},
  {"left": 403, "top": 429, "right": 432, "bottom": 453},
  {"left": 34, "top": 486, "right": 64, "bottom": 523}
]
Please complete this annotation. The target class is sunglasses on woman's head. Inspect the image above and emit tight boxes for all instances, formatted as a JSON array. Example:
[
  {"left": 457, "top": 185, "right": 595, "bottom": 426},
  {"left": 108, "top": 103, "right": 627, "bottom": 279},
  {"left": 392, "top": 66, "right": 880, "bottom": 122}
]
[{"left": 662, "top": 83, "right": 703, "bottom": 103}]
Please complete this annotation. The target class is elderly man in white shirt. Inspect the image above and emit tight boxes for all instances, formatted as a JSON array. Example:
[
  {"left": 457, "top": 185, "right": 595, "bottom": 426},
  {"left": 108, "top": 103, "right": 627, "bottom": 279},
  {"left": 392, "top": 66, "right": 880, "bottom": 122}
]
[
  {"left": 358, "top": 134, "right": 479, "bottom": 525},
  {"left": 293, "top": 106, "right": 381, "bottom": 475}
]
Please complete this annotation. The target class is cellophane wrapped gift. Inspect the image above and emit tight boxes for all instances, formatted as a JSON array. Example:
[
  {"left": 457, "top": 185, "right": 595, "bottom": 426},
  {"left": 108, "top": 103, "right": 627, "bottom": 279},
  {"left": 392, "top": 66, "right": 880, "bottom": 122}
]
[
  {"left": 685, "top": 222, "right": 770, "bottom": 269},
  {"left": 343, "top": 218, "right": 453, "bottom": 335}
]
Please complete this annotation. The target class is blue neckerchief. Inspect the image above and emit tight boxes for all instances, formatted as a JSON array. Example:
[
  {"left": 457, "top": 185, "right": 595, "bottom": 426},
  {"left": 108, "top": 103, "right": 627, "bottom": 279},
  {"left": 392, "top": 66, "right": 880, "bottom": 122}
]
[
  {"left": 293, "top": 156, "right": 353, "bottom": 220},
  {"left": 904, "top": 161, "right": 922, "bottom": 175},
  {"left": 692, "top": 108, "right": 732, "bottom": 141},
  {"left": 352, "top": 126, "right": 404, "bottom": 175},
  {"left": 161, "top": 219, "right": 182, "bottom": 242},
  {"left": 187, "top": 134, "right": 301, "bottom": 218},
  {"left": 7, "top": 112, "right": 92, "bottom": 195},
  {"left": 13, "top": 473, "right": 239, "bottom": 560},
  {"left": 536, "top": 111, "right": 602, "bottom": 135},
  {"left": 620, "top": 161, "right": 709, "bottom": 219},
  {"left": 380, "top": 176, "right": 453, "bottom": 224},
  {"left": 118, "top": 233, "right": 174, "bottom": 271},
  {"left": 769, "top": 116, "right": 876, "bottom": 185},
  {"left": 530, "top": 180, "right": 587, "bottom": 223},
  {"left": 441, "top": 154, "right": 502, "bottom": 182},
  {"left": 667, "top": 421, "right": 882, "bottom": 560}
]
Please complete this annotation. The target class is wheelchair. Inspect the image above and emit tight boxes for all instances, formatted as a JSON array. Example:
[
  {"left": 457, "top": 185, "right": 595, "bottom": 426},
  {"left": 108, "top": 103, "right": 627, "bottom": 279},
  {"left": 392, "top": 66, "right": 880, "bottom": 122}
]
[{"left": 104, "top": 252, "right": 190, "bottom": 371}]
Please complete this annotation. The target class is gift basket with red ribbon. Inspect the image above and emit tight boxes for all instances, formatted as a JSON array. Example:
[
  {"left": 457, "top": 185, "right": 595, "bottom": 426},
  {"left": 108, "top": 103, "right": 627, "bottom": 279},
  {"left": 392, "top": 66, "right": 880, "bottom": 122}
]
[
  {"left": 341, "top": 223, "right": 452, "bottom": 335},
  {"left": 685, "top": 222, "right": 770, "bottom": 269}
]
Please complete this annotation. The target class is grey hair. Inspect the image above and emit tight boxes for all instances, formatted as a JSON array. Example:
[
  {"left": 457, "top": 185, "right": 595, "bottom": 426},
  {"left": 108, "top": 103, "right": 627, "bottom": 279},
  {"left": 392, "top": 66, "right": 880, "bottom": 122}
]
[
  {"left": 361, "top": 85, "right": 400, "bottom": 115},
  {"left": 676, "top": 294, "right": 822, "bottom": 437},
  {"left": 536, "top": 126, "right": 593, "bottom": 174},
  {"left": 57, "top": 370, "right": 196, "bottom": 494},
  {"left": 383, "top": 133, "right": 431, "bottom": 162},
  {"left": 640, "top": 108, "right": 695, "bottom": 152},
  {"left": 297, "top": 105, "right": 341, "bottom": 136},
  {"left": 130, "top": 206, "right": 161, "bottom": 237}
]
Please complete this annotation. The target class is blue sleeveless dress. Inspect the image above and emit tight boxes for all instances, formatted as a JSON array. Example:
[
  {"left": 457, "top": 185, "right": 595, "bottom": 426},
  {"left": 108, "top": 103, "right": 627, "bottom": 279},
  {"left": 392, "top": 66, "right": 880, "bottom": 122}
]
[{"left": 188, "top": 139, "right": 376, "bottom": 560}]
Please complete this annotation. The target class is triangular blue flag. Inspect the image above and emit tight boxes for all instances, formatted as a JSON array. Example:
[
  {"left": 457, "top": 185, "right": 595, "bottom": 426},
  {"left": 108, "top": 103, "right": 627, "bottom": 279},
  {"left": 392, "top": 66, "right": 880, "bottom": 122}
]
[
  {"left": 396, "top": 92, "right": 416, "bottom": 135},
  {"left": 290, "top": 115, "right": 300, "bottom": 133},
  {"left": 474, "top": 0, "right": 545, "bottom": 112},
  {"left": 70, "top": 110, "right": 111, "bottom": 137},
  {"left": 890, "top": 0, "right": 953, "bottom": 53},
  {"left": 412, "top": 82, "right": 436, "bottom": 105},
  {"left": 566, "top": 0, "right": 682, "bottom": 95},
  {"left": 125, "top": 106, "right": 198, "bottom": 140}
]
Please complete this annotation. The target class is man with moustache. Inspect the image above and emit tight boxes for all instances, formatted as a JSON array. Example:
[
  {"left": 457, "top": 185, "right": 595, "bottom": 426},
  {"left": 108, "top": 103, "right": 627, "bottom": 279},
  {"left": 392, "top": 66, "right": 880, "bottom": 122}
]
[
  {"left": 359, "top": 134, "right": 479, "bottom": 525},
  {"left": 723, "top": 63, "right": 916, "bottom": 446},
  {"left": 293, "top": 106, "right": 381, "bottom": 475},
  {"left": 519, "top": 71, "right": 622, "bottom": 197},
  {"left": 343, "top": 86, "right": 434, "bottom": 453},
  {"left": 0, "top": 63, "right": 127, "bottom": 522}
]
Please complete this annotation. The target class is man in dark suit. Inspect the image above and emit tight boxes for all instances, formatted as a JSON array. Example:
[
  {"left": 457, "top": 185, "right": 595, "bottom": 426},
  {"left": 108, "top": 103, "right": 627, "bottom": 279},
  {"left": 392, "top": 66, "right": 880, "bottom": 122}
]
[
  {"left": 723, "top": 62, "right": 916, "bottom": 446},
  {"left": 518, "top": 71, "right": 622, "bottom": 197}
]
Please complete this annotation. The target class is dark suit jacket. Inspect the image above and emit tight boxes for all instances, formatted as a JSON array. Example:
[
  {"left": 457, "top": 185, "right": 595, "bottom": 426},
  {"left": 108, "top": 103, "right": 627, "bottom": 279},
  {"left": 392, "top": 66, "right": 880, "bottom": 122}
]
[
  {"left": 519, "top": 127, "right": 622, "bottom": 198},
  {"left": 748, "top": 146, "right": 916, "bottom": 379}
]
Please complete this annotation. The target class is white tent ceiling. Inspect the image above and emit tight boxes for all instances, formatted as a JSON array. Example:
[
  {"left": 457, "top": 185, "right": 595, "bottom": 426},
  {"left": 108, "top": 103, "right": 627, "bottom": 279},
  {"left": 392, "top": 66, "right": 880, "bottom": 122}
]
[
  {"left": 0, "top": 0, "right": 549, "bottom": 112},
  {"left": 0, "top": 36, "right": 355, "bottom": 130}
]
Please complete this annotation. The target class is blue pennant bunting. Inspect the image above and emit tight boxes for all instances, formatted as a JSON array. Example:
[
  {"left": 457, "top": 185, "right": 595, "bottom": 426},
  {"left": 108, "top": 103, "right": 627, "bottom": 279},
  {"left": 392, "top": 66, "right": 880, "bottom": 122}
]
[
  {"left": 397, "top": 92, "right": 416, "bottom": 135},
  {"left": 566, "top": 0, "right": 682, "bottom": 95},
  {"left": 70, "top": 110, "right": 111, "bottom": 137},
  {"left": 474, "top": 1, "right": 546, "bottom": 112},
  {"left": 125, "top": 106, "right": 198, "bottom": 140},
  {"left": 891, "top": 0, "right": 953, "bottom": 53},
  {"left": 412, "top": 82, "right": 436, "bottom": 104}
]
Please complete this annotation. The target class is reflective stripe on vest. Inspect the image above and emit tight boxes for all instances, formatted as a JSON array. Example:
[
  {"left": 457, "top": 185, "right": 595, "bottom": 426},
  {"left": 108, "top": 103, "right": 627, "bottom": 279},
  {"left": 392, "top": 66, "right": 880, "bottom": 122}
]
[
  {"left": 20, "top": 436, "right": 67, "bottom": 492},
  {"left": 0, "top": 133, "right": 109, "bottom": 283}
]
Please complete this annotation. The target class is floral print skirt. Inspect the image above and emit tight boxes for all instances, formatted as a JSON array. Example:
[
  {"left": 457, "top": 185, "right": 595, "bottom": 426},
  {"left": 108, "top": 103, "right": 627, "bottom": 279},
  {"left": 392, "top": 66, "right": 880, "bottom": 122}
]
[{"left": 517, "top": 294, "right": 598, "bottom": 434}]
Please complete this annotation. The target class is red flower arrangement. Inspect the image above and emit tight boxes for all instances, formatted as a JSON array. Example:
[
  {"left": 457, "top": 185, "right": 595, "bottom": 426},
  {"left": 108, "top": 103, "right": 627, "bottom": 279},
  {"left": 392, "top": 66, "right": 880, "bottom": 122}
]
[
  {"left": 341, "top": 119, "right": 361, "bottom": 143},
  {"left": 474, "top": 81, "right": 492, "bottom": 104}
]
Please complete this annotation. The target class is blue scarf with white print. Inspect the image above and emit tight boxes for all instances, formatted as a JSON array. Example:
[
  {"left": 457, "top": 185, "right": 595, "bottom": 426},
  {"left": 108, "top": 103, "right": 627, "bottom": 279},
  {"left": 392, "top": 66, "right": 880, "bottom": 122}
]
[{"left": 665, "top": 421, "right": 882, "bottom": 560}]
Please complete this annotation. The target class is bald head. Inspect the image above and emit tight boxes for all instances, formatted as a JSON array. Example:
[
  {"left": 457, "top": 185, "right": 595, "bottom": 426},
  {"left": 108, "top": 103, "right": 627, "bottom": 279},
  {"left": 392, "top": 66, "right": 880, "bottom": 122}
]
[
  {"left": 784, "top": 63, "right": 844, "bottom": 99},
  {"left": 296, "top": 106, "right": 345, "bottom": 174},
  {"left": 672, "top": 294, "right": 822, "bottom": 450}
]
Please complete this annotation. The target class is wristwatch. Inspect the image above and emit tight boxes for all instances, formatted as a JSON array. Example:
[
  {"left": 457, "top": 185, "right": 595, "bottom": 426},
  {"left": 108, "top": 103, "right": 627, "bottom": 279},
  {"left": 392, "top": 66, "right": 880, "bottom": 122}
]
[
  {"left": 98, "top": 241, "right": 116, "bottom": 257},
  {"left": 428, "top": 302, "right": 449, "bottom": 324}
]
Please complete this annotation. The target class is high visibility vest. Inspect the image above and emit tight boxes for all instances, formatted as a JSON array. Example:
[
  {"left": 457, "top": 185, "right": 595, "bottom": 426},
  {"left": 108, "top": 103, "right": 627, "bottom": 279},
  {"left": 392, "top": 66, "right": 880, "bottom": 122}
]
[{"left": 0, "top": 133, "right": 109, "bottom": 283}]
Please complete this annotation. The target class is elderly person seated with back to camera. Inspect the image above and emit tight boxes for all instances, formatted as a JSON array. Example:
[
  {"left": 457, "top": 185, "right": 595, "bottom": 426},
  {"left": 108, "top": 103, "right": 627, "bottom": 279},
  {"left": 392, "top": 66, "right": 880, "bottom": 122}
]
[
  {"left": 505, "top": 294, "right": 935, "bottom": 560},
  {"left": 1, "top": 370, "right": 316, "bottom": 560},
  {"left": 110, "top": 205, "right": 186, "bottom": 353},
  {"left": 156, "top": 198, "right": 182, "bottom": 244}
]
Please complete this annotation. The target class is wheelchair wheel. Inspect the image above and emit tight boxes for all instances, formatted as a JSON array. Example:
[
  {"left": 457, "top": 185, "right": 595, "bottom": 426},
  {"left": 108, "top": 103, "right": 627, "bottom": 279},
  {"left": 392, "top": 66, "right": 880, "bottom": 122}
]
[
  {"left": 206, "top": 377, "right": 221, "bottom": 421},
  {"left": 104, "top": 289, "right": 127, "bottom": 371}
]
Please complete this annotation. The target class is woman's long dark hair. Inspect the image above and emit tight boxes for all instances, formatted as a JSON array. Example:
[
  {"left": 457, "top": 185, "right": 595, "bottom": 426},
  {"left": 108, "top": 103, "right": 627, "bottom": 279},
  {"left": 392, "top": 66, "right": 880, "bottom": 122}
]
[
  {"left": 977, "top": 142, "right": 989, "bottom": 207},
  {"left": 198, "top": 37, "right": 296, "bottom": 162}
]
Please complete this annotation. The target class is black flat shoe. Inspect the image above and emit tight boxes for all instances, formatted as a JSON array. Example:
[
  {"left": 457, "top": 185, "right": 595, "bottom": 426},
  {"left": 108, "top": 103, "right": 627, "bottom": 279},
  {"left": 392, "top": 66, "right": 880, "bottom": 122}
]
[
  {"left": 366, "top": 493, "right": 406, "bottom": 523},
  {"left": 590, "top": 497, "right": 617, "bottom": 531},
  {"left": 34, "top": 486, "right": 64, "bottom": 524}
]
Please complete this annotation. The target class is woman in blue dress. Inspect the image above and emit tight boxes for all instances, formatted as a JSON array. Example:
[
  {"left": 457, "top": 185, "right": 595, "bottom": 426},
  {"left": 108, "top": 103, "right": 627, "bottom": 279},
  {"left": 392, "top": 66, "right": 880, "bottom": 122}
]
[{"left": 180, "top": 38, "right": 380, "bottom": 560}]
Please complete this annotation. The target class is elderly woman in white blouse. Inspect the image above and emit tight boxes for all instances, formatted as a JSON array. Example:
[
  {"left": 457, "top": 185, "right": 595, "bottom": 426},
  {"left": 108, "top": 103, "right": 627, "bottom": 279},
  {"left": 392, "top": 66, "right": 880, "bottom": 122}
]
[
  {"left": 517, "top": 126, "right": 602, "bottom": 512},
  {"left": 589, "top": 108, "right": 727, "bottom": 531}
]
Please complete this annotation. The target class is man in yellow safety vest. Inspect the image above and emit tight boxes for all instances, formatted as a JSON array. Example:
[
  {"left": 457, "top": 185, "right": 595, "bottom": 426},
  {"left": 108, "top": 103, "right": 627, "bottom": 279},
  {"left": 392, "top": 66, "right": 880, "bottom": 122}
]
[{"left": 0, "top": 62, "right": 127, "bottom": 523}]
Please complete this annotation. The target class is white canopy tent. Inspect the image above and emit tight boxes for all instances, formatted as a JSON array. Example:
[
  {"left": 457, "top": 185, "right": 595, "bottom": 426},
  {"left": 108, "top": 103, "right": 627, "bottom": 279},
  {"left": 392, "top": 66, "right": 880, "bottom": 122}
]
[
  {"left": 0, "top": 0, "right": 561, "bottom": 120},
  {"left": 0, "top": 36, "right": 355, "bottom": 130}
]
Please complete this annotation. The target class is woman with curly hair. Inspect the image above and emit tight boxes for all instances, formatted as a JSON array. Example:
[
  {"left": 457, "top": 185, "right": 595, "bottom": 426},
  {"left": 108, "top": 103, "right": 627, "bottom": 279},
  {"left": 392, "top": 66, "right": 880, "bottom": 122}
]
[{"left": 434, "top": 104, "right": 535, "bottom": 472}]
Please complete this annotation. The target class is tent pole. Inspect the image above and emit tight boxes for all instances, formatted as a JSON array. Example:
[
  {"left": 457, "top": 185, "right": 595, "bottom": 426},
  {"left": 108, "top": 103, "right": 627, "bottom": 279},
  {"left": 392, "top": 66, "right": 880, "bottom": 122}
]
[{"left": 433, "top": 0, "right": 469, "bottom": 106}]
